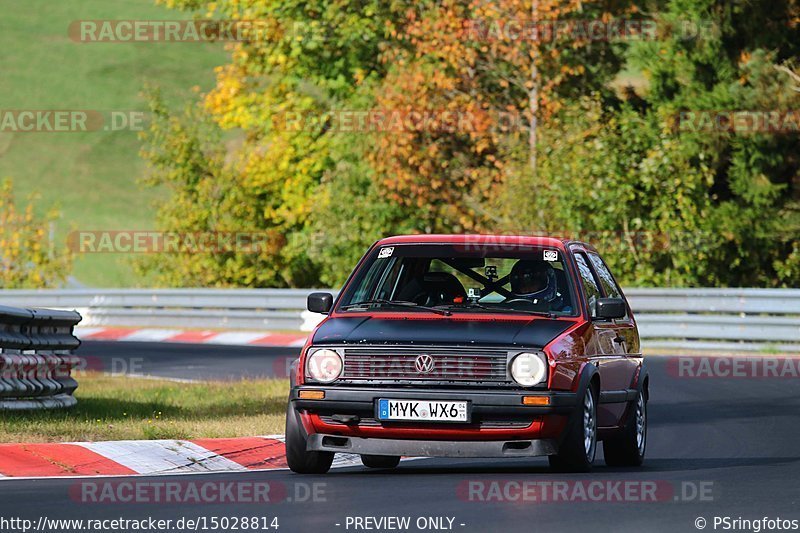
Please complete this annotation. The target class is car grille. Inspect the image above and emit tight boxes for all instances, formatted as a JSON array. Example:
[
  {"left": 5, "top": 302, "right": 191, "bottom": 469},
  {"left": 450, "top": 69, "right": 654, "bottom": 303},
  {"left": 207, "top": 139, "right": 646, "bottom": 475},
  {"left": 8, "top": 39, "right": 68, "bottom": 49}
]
[{"left": 341, "top": 346, "right": 509, "bottom": 383}]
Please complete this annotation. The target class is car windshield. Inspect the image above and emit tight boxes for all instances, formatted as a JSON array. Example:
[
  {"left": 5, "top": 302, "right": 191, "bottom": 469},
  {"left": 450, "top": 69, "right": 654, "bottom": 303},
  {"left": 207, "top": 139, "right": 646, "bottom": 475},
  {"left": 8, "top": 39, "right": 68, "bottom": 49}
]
[{"left": 338, "top": 243, "right": 577, "bottom": 316}]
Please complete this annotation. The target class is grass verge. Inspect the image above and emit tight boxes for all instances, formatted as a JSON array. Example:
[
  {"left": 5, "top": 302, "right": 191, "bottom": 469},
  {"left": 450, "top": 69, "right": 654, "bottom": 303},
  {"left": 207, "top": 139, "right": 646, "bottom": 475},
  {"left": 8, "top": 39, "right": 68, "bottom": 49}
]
[
  {"left": 0, "top": 372, "right": 288, "bottom": 443},
  {"left": 1, "top": 0, "right": 227, "bottom": 286}
]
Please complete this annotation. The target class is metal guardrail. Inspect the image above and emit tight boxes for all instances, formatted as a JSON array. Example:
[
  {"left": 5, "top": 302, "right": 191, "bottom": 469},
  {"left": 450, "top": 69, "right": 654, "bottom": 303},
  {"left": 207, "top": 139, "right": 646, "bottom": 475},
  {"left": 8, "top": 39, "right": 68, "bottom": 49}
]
[
  {"left": 0, "top": 288, "right": 797, "bottom": 352},
  {"left": 0, "top": 289, "right": 318, "bottom": 331},
  {"left": 626, "top": 288, "right": 800, "bottom": 352},
  {"left": 0, "top": 305, "right": 82, "bottom": 410}
]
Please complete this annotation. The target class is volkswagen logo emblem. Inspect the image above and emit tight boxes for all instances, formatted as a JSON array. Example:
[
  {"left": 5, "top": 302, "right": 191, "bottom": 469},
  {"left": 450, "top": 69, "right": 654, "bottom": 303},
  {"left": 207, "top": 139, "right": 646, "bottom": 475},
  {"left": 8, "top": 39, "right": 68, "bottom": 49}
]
[{"left": 414, "top": 354, "right": 435, "bottom": 374}]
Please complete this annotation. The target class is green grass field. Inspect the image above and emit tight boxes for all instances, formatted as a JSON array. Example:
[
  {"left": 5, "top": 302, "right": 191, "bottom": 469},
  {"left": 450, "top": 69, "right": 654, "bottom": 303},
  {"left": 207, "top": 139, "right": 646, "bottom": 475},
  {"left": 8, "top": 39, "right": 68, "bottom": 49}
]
[
  {"left": 0, "top": 373, "right": 288, "bottom": 443},
  {"left": 0, "top": 0, "right": 227, "bottom": 286}
]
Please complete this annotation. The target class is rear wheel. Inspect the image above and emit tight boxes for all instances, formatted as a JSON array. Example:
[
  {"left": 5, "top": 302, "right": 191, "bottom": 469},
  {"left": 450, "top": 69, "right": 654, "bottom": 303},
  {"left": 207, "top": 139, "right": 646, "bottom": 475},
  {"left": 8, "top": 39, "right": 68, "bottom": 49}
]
[
  {"left": 285, "top": 404, "right": 334, "bottom": 474},
  {"left": 603, "top": 389, "right": 647, "bottom": 467},
  {"left": 549, "top": 384, "right": 597, "bottom": 472},
  {"left": 361, "top": 455, "right": 401, "bottom": 469}
]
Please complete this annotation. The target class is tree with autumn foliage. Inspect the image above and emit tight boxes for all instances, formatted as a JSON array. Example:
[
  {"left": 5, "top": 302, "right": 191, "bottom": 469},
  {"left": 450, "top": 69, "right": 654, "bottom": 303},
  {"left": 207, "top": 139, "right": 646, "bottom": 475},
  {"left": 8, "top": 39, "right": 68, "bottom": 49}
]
[
  {"left": 503, "top": 0, "right": 800, "bottom": 287},
  {"left": 0, "top": 179, "right": 73, "bottom": 288},
  {"left": 365, "top": 0, "right": 629, "bottom": 231},
  {"left": 140, "top": 0, "right": 632, "bottom": 286},
  {"left": 140, "top": 0, "right": 799, "bottom": 288},
  {"left": 140, "top": 0, "right": 408, "bottom": 287}
]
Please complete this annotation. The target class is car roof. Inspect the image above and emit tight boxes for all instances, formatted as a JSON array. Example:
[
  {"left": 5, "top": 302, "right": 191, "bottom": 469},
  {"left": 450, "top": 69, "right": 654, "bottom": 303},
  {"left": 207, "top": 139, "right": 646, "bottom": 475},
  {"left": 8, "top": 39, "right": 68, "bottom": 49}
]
[{"left": 377, "top": 234, "right": 572, "bottom": 248}]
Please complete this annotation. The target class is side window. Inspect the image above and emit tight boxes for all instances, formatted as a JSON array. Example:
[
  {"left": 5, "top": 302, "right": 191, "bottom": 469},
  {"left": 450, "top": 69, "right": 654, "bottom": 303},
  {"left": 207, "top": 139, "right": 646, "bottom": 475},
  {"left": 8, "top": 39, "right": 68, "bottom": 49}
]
[
  {"left": 350, "top": 255, "right": 397, "bottom": 302},
  {"left": 587, "top": 253, "right": 621, "bottom": 298},
  {"left": 573, "top": 253, "right": 601, "bottom": 317},
  {"left": 375, "top": 257, "right": 404, "bottom": 300},
  {"left": 588, "top": 252, "right": 628, "bottom": 319}
]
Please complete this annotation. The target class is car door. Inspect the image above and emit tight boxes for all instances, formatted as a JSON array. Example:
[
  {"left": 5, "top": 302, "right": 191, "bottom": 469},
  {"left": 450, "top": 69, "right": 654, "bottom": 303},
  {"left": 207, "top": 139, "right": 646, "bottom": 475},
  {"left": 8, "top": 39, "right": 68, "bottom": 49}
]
[
  {"left": 571, "top": 248, "right": 629, "bottom": 426},
  {"left": 586, "top": 251, "right": 640, "bottom": 357}
]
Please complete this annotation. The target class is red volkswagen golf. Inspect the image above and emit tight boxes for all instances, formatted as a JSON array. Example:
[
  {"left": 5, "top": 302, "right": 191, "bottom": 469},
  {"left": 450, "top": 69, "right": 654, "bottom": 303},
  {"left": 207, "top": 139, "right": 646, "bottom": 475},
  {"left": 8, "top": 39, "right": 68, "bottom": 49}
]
[{"left": 286, "top": 235, "right": 648, "bottom": 473}]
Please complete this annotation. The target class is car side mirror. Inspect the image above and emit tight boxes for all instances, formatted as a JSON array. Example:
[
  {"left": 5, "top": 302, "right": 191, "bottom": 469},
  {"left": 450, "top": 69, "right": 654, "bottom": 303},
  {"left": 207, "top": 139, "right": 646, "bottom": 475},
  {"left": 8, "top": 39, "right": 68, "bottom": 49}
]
[
  {"left": 595, "top": 297, "right": 626, "bottom": 320},
  {"left": 307, "top": 292, "right": 333, "bottom": 314}
]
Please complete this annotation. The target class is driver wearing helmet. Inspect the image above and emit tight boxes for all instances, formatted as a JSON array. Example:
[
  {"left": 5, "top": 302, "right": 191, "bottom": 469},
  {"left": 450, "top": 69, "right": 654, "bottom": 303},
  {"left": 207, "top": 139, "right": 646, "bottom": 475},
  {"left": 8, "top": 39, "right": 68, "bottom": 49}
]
[{"left": 508, "top": 259, "right": 559, "bottom": 304}]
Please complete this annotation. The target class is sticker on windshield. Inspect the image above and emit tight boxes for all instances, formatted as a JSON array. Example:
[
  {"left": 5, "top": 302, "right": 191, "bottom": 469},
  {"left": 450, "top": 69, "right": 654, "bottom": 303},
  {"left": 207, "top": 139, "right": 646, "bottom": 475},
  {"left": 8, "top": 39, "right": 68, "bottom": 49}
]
[
  {"left": 543, "top": 249, "right": 558, "bottom": 262},
  {"left": 378, "top": 247, "right": 394, "bottom": 259}
]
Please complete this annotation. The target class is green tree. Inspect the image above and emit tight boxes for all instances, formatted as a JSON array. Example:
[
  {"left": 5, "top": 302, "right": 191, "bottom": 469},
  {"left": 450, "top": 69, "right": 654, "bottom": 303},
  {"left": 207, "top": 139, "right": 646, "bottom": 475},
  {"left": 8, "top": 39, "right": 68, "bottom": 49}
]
[
  {"left": 142, "top": 0, "right": 799, "bottom": 288},
  {"left": 139, "top": 0, "right": 408, "bottom": 286},
  {"left": 141, "top": 0, "right": 634, "bottom": 287},
  {"left": 500, "top": 0, "right": 800, "bottom": 287},
  {"left": 0, "top": 179, "right": 73, "bottom": 288}
]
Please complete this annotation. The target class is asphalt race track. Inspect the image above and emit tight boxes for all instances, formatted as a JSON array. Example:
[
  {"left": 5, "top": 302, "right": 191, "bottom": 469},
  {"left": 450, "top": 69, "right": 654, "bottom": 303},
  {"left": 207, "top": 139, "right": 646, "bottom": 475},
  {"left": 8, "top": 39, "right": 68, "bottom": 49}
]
[
  {"left": 76, "top": 341, "right": 298, "bottom": 381},
  {"left": 1, "top": 343, "right": 799, "bottom": 532}
]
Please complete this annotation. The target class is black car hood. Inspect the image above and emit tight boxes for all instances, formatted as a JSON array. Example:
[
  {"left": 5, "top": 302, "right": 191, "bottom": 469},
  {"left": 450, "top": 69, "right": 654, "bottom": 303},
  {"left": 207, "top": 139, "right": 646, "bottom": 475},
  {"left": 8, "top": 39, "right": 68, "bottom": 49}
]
[{"left": 312, "top": 315, "right": 574, "bottom": 348}]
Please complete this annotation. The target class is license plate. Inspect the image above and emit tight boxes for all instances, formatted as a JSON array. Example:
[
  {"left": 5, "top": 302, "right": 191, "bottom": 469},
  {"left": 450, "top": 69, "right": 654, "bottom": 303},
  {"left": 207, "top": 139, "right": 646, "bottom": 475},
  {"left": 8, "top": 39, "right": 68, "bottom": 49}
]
[{"left": 377, "top": 399, "right": 469, "bottom": 423}]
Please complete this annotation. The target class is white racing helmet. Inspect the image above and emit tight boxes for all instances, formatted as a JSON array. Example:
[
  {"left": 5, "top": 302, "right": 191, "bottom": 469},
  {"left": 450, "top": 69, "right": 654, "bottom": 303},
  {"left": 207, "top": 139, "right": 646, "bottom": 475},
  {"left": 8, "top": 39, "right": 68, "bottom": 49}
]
[{"left": 509, "top": 260, "right": 558, "bottom": 302}]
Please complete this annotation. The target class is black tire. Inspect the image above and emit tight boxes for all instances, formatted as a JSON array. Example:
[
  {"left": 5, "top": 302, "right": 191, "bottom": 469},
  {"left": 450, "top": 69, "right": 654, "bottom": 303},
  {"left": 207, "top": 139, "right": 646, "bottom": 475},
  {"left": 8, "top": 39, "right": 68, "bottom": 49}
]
[
  {"left": 285, "top": 403, "right": 334, "bottom": 474},
  {"left": 361, "top": 455, "right": 401, "bottom": 469},
  {"left": 549, "top": 383, "right": 598, "bottom": 473},
  {"left": 603, "top": 389, "right": 647, "bottom": 467}
]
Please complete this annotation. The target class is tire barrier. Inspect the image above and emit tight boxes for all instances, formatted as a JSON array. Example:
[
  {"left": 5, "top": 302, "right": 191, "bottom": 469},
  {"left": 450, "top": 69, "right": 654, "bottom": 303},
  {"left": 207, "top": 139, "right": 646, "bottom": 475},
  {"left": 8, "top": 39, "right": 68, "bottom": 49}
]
[{"left": 0, "top": 305, "right": 82, "bottom": 410}]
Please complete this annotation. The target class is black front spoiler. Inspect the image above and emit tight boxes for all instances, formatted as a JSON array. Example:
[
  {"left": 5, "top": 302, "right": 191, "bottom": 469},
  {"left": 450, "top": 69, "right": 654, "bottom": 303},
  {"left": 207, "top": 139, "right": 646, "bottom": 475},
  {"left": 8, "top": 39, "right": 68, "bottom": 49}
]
[{"left": 306, "top": 433, "right": 559, "bottom": 458}]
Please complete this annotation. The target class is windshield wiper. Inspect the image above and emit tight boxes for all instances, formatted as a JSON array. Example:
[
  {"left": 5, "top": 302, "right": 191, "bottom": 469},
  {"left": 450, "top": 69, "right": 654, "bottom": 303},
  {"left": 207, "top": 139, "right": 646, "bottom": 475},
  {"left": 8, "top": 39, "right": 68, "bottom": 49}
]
[
  {"left": 435, "top": 302, "right": 556, "bottom": 318},
  {"left": 341, "top": 299, "right": 452, "bottom": 316}
]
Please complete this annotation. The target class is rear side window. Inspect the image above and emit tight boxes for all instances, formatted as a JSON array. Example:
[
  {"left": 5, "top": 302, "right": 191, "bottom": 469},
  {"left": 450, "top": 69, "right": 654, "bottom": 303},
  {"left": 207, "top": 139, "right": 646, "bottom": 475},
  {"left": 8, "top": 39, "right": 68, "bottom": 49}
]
[
  {"left": 573, "top": 253, "right": 601, "bottom": 317},
  {"left": 588, "top": 252, "right": 628, "bottom": 319},
  {"left": 588, "top": 253, "right": 622, "bottom": 298}
]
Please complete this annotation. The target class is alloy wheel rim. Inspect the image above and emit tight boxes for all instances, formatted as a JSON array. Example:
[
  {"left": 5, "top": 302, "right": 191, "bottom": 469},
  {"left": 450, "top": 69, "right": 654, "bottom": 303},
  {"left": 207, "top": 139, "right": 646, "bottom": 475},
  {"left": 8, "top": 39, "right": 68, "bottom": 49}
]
[
  {"left": 583, "top": 391, "right": 596, "bottom": 460},
  {"left": 635, "top": 392, "right": 646, "bottom": 455}
]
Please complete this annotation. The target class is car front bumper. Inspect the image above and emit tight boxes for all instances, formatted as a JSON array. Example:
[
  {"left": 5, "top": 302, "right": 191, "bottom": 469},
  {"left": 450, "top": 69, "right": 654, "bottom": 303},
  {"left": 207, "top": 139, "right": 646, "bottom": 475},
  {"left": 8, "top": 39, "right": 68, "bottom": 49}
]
[
  {"left": 290, "top": 385, "right": 578, "bottom": 446},
  {"left": 291, "top": 386, "right": 578, "bottom": 415}
]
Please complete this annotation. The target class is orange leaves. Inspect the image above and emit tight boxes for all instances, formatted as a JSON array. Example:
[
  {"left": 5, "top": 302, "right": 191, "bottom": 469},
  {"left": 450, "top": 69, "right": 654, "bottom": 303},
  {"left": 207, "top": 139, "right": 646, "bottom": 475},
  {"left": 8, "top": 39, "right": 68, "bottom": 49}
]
[
  {"left": 364, "top": 0, "right": 600, "bottom": 231},
  {"left": 139, "top": 0, "right": 634, "bottom": 285}
]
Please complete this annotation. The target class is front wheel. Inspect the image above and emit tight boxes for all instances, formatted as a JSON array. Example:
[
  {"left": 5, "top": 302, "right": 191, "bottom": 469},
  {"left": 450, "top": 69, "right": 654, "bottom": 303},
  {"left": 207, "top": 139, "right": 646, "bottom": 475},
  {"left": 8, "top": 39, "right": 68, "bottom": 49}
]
[
  {"left": 549, "top": 384, "right": 597, "bottom": 472},
  {"left": 603, "top": 389, "right": 647, "bottom": 467},
  {"left": 361, "top": 455, "right": 401, "bottom": 469},
  {"left": 285, "top": 403, "right": 334, "bottom": 474}
]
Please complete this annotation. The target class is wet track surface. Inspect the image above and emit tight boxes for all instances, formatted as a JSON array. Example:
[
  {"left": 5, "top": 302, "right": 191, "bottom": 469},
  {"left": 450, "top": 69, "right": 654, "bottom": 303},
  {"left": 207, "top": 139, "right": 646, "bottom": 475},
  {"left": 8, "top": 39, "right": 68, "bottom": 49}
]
[{"left": 1, "top": 344, "right": 799, "bottom": 532}]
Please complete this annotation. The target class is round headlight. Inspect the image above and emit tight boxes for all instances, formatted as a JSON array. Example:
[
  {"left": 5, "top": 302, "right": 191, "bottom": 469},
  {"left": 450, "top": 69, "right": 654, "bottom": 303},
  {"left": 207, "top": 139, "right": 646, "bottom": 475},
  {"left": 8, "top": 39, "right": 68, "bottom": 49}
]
[
  {"left": 306, "top": 349, "right": 343, "bottom": 383},
  {"left": 510, "top": 352, "right": 547, "bottom": 387}
]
